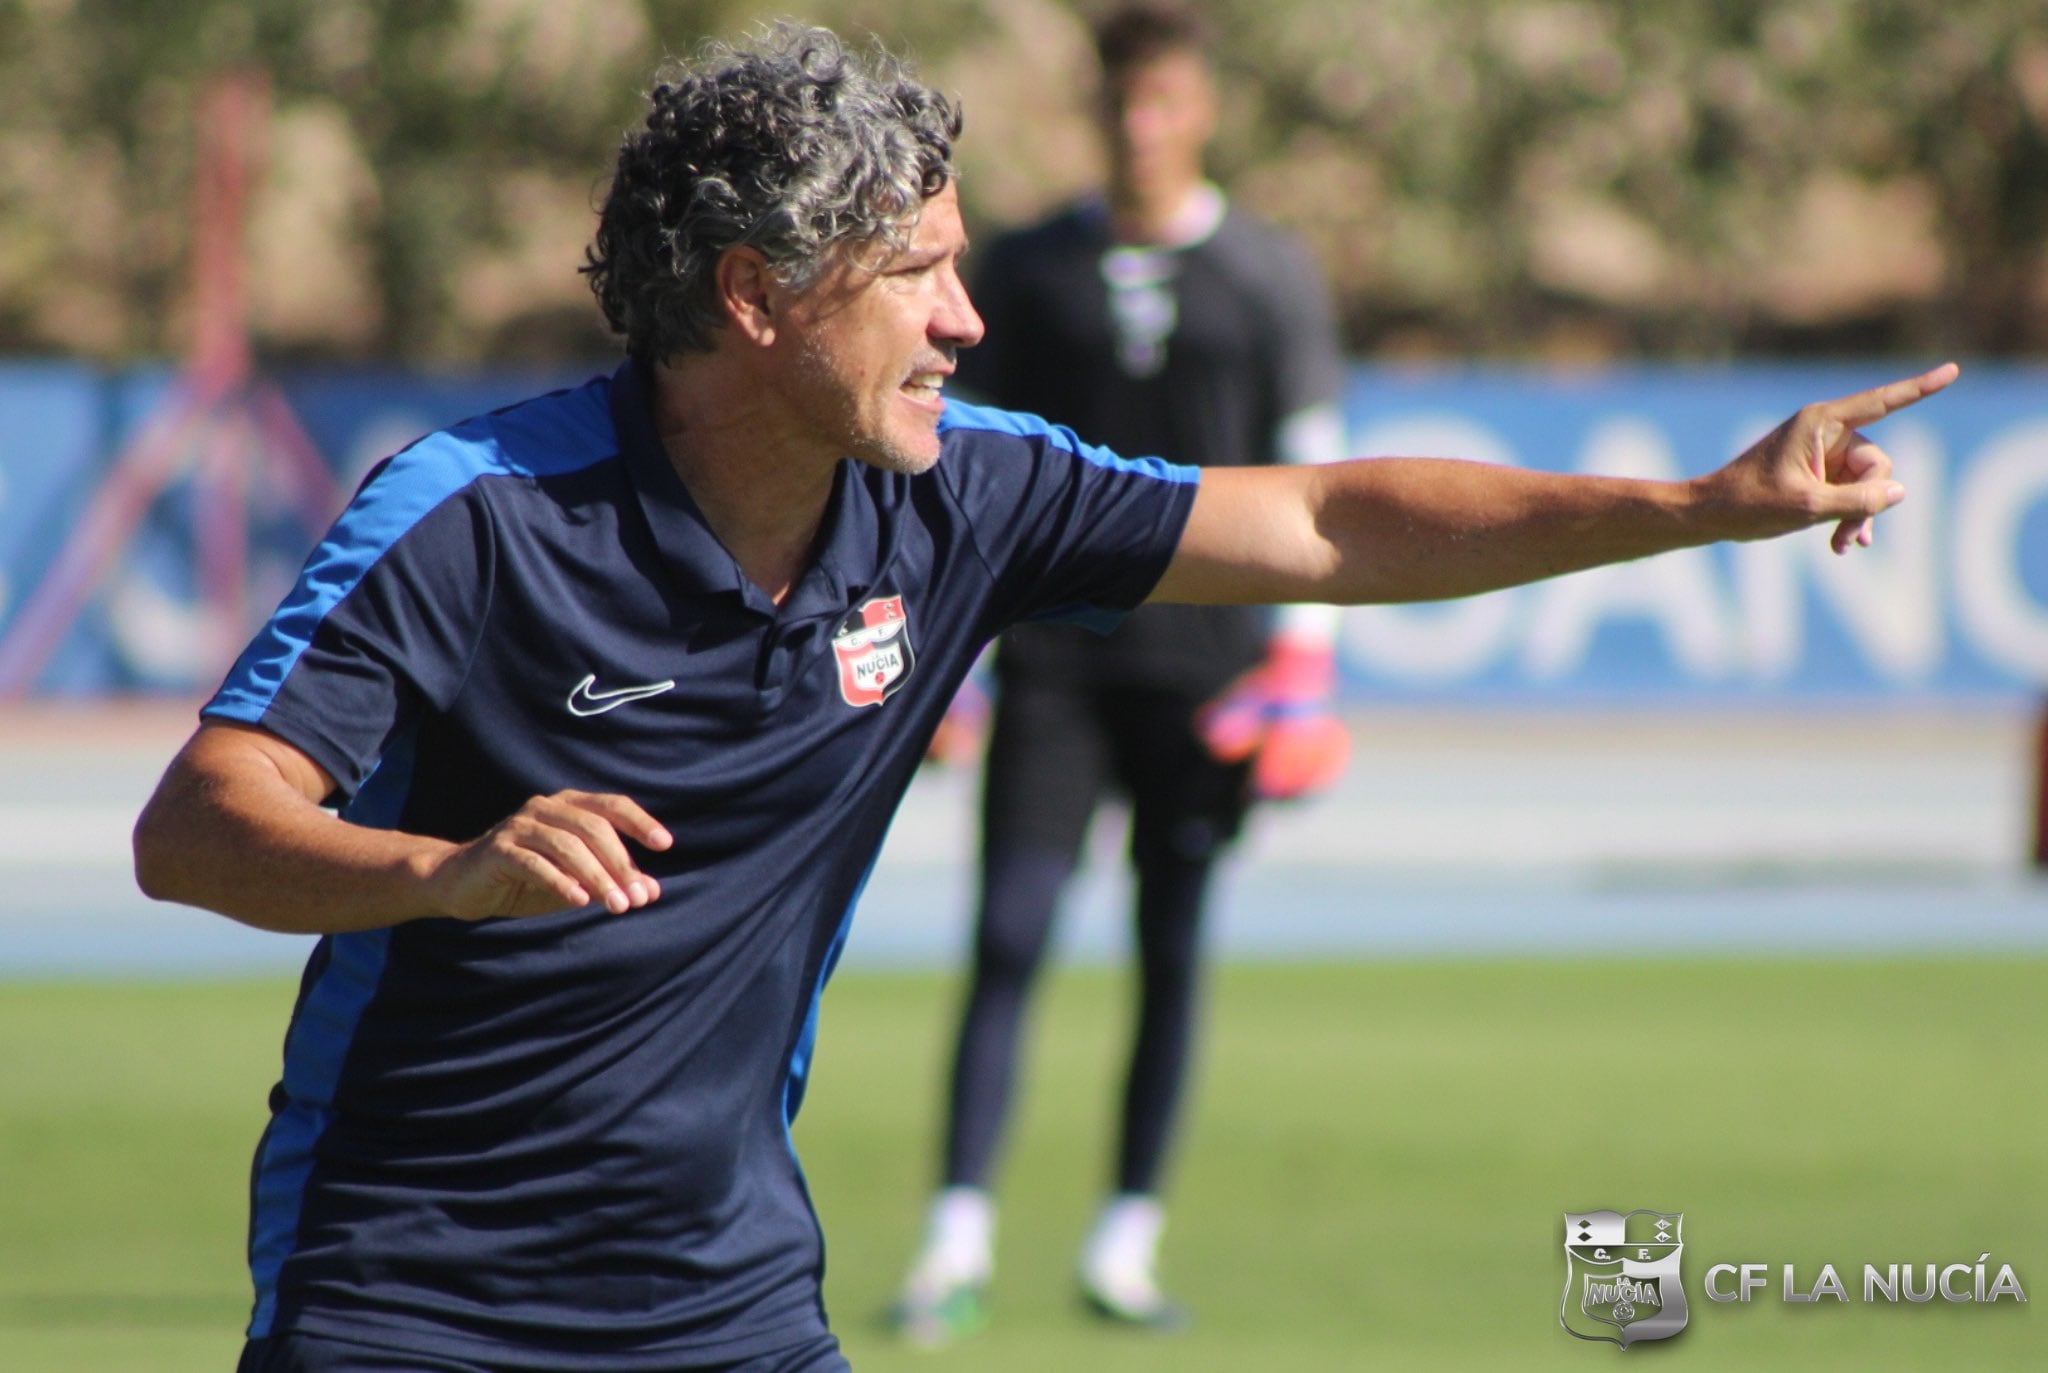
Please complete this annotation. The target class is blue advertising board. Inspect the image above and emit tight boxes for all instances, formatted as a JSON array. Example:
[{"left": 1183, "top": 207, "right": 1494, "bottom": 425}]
[
  {"left": 0, "top": 359, "right": 2041, "bottom": 700},
  {"left": 1337, "top": 364, "right": 2048, "bottom": 702}
]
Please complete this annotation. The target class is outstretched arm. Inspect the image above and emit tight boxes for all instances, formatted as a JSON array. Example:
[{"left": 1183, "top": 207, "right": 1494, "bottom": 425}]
[
  {"left": 1149, "top": 363, "right": 1958, "bottom": 607},
  {"left": 133, "top": 721, "right": 672, "bottom": 934}
]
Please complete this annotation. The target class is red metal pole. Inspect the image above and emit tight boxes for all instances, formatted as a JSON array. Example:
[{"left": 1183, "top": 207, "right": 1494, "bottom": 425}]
[{"left": 190, "top": 71, "right": 265, "bottom": 393}]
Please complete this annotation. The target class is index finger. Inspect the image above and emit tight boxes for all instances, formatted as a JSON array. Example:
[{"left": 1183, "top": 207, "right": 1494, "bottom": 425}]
[
  {"left": 1820, "top": 362, "right": 1960, "bottom": 428},
  {"left": 560, "top": 790, "right": 673, "bottom": 850}
]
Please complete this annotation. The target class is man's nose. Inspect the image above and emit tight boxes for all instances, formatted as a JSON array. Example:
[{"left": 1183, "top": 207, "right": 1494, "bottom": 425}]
[
  {"left": 1118, "top": 100, "right": 1168, "bottom": 150},
  {"left": 935, "top": 269, "right": 984, "bottom": 349}
]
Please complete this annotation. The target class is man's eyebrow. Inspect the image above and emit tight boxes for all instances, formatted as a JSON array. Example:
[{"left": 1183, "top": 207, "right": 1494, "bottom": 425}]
[{"left": 895, "top": 241, "right": 963, "bottom": 271}]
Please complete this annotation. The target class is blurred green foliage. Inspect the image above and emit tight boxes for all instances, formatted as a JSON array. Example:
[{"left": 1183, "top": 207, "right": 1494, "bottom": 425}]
[{"left": 2, "top": 0, "right": 2044, "bottom": 363}]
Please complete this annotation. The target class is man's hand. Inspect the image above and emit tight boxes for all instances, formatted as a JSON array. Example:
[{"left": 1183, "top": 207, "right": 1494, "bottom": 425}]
[
  {"left": 134, "top": 723, "right": 678, "bottom": 934},
  {"left": 1698, "top": 362, "right": 1959, "bottom": 554},
  {"left": 1154, "top": 363, "right": 1959, "bottom": 610},
  {"left": 426, "top": 791, "right": 674, "bottom": 920},
  {"left": 1195, "top": 634, "right": 1351, "bottom": 801}
]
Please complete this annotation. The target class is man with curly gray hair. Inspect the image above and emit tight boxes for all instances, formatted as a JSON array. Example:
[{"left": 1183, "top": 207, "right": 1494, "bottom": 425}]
[
  {"left": 584, "top": 26, "right": 962, "bottom": 364},
  {"left": 135, "top": 18, "right": 1949, "bottom": 1373}
]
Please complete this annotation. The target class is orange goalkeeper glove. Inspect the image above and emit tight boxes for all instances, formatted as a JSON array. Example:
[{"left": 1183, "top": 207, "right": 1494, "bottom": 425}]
[
  {"left": 1195, "top": 636, "right": 1351, "bottom": 801},
  {"left": 924, "top": 676, "right": 990, "bottom": 768}
]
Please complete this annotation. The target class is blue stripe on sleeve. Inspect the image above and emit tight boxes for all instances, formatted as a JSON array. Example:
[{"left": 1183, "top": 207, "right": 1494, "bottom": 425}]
[
  {"left": 938, "top": 399, "right": 1200, "bottom": 485},
  {"left": 938, "top": 399, "right": 1198, "bottom": 634},
  {"left": 208, "top": 378, "right": 615, "bottom": 723},
  {"left": 1019, "top": 601, "right": 1129, "bottom": 635}
]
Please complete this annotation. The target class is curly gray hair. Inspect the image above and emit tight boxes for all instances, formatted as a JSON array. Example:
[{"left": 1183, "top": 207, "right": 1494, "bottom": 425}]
[{"left": 583, "top": 23, "right": 962, "bottom": 362}]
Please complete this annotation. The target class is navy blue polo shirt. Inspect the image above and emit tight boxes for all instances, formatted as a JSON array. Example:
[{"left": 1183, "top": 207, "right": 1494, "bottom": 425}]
[{"left": 202, "top": 361, "right": 1197, "bottom": 1368}]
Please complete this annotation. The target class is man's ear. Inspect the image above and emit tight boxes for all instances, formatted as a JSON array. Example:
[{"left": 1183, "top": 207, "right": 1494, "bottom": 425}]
[{"left": 715, "top": 246, "right": 778, "bottom": 346}]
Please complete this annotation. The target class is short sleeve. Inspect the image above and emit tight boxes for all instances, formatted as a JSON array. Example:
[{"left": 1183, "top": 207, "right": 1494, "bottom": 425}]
[
  {"left": 934, "top": 403, "right": 1198, "bottom": 636},
  {"left": 203, "top": 436, "right": 497, "bottom": 797}
]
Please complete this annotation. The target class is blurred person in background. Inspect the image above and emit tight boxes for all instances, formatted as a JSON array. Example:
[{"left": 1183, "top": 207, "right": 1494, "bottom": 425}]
[{"left": 892, "top": 0, "right": 1354, "bottom": 1341}]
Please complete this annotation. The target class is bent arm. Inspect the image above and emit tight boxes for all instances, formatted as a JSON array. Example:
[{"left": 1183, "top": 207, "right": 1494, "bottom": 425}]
[
  {"left": 133, "top": 722, "right": 452, "bottom": 933},
  {"left": 133, "top": 721, "right": 670, "bottom": 934},
  {"left": 1150, "top": 364, "right": 1956, "bottom": 607}
]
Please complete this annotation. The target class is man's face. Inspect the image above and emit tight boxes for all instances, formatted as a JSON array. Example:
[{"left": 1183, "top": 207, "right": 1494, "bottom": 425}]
[
  {"left": 771, "top": 181, "right": 983, "bottom": 475},
  {"left": 1099, "top": 49, "right": 1217, "bottom": 202}
]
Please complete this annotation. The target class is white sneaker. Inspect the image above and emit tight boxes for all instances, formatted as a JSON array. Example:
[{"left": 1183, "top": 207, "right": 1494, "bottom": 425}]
[
  {"left": 890, "top": 1269, "right": 989, "bottom": 1347},
  {"left": 1078, "top": 1195, "right": 1187, "bottom": 1330},
  {"left": 889, "top": 1188, "right": 994, "bottom": 1345}
]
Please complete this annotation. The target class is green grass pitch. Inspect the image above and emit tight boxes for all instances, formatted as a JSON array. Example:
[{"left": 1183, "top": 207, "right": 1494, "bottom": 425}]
[{"left": 1, "top": 958, "right": 2040, "bottom": 1371}]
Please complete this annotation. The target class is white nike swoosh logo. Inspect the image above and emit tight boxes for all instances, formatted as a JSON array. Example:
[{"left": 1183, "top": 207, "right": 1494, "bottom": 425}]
[{"left": 566, "top": 673, "right": 677, "bottom": 717}]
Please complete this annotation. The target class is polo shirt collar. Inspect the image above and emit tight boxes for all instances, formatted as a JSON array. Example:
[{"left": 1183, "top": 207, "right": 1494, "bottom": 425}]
[{"left": 609, "top": 359, "right": 884, "bottom": 621}]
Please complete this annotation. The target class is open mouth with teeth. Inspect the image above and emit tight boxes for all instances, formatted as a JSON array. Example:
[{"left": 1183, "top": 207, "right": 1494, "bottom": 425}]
[{"left": 903, "top": 373, "right": 946, "bottom": 403}]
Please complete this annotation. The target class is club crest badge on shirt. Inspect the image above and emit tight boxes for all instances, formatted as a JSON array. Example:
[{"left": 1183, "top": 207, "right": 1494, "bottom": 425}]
[{"left": 832, "top": 594, "right": 915, "bottom": 707}]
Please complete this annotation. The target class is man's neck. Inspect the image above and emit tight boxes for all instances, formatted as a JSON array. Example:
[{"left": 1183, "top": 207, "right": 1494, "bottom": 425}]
[
  {"left": 1106, "top": 178, "right": 1223, "bottom": 247},
  {"left": 647, "top": 356, "right": 838, "bottom": 606}
]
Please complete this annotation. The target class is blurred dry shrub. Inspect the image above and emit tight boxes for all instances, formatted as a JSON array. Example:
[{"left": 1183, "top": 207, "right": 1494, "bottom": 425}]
[{"left": 1, "top": 0, "right": 2043, "bottom": 364}]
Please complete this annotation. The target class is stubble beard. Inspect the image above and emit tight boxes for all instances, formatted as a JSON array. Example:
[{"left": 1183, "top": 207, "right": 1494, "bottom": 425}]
[
  {"left": 791, "top": 334, "right": 942, "bottom": 477},
  {"left": 855, "top": 429, "right": 941, "bottom": 476}
]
